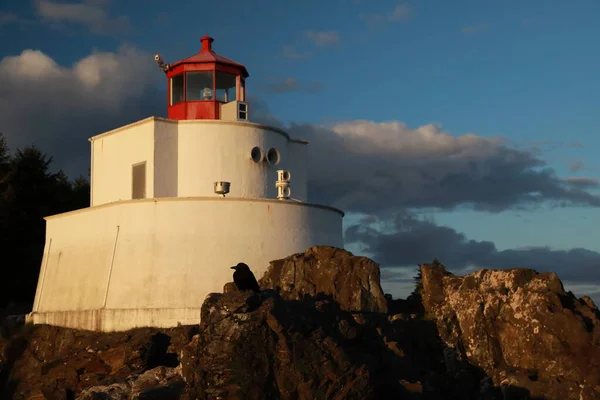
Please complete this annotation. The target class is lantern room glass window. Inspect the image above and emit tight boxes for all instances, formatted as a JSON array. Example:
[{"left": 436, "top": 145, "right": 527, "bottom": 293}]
[
  {"left": 216, "top": 72, "right": 237, "bottom": 103},
  {"left": 186, "top": 71, "right": 214, "bottom": 100},
  {"left": 170, "top": 74, "right": 184, "bottom": 105}
]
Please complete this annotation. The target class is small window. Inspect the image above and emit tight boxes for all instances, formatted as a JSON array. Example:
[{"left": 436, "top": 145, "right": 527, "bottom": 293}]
[
  {"left": 186, "top": 71, "right": 213, "bottom": 100},
  {"left": 238, "top": 102, "right": 248, "bottom": 120},
  {"left": 216, "top": 72, "right": 237, "bottom": 103},
  {"left": 170, "top": 74, "right": 183, "bottom": 105},
  {"left": 132, "top": 162, "right": 146, "bottom": 199}
]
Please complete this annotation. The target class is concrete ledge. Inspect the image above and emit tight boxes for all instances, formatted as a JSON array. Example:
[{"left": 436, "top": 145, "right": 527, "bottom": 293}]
[{"left": 26, "top": 308, "right": 201, "bottom": 332}]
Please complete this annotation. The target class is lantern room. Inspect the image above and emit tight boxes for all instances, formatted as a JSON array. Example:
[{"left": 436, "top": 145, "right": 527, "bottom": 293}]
[{"left": 162, "top": 35, "right": 249, "bottom": 121}]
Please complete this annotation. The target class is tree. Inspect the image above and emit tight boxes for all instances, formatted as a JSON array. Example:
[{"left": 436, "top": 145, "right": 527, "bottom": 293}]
[
  {"left": 0, "top": 141, "right": 91, "bottom": 308},
  {"left": 411, "top": 265, "right": 423, "bottom": 297},
  {"left": 431, "top": 257, "right": 447, "bottom": 272},
  {"left": 0, "top": 133, "right": 10, "bottom": 192}
]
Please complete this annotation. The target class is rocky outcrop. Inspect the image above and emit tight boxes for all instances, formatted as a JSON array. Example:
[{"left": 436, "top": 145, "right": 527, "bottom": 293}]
[
  {"left": 0, "top": 324, "right": 198, "bottom": 399},
  {"left": 2, "top": 246, "right": 600, "bottom": 399},
  {"left": 259, "top": 246, "right": 388, "bottom": 313},
  {"left": 421, "top": 264, "right": 600, "bottom": 400}
]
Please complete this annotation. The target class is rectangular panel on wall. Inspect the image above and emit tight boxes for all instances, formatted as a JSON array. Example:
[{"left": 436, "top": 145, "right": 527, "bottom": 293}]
[{"left": 132, "top": 162, "right": 146, "bottom": 199}]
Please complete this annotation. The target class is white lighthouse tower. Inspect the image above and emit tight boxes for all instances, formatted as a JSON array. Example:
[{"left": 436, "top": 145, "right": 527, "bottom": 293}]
[{"left": 27, "top": 36, "right": 344, "bottom": 332}]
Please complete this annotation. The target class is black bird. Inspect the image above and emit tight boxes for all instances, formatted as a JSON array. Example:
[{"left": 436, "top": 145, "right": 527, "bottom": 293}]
[{"left": 231, "top": 262, "right": 260, "bottom": 292}]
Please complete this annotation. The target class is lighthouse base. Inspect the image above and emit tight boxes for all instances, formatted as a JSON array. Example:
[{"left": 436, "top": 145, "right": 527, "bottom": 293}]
[
  {"left": 27, "top": 307, "right": 202, "bottom": 332},
  {"left": 28, "top": 197, "right": 343, "bottom": 332}
]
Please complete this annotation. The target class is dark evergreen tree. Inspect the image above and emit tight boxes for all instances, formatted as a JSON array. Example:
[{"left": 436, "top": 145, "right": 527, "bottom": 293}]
[
  {"left": 411, "top": 265, "right": 423, "bottom": 297},
  {"left": 0, "top": 139, "right": 90, "bottom": 309}
]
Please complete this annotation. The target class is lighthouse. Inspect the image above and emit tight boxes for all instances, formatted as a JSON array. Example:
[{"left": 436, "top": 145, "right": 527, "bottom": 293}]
[{"left": 27, "top": 36, "right": 345, "bottom": 332}]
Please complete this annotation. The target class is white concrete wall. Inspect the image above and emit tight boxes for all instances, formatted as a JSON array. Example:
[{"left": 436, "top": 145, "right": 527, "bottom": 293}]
[
  {"left": 91, "top": 122, "right": 155, "bottom": 206},
  {"left": 90, "top": 118, "right": 309, "bottom": 205},
  {"left": 173, "top": 120, "right": 307, "bottom": 201},
  {"left": 29, "top": 198, "right": 343, "bottom": 331}
]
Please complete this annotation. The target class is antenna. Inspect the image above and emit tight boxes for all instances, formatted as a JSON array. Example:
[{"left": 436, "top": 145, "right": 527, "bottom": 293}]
[{"left": 153, "top": 53, "right": 171, "bottom": 73}]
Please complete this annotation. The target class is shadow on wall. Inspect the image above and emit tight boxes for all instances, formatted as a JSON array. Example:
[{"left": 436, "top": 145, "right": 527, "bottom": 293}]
[{"left": 154, "top": 124, "right": 179, "bottom": 198}]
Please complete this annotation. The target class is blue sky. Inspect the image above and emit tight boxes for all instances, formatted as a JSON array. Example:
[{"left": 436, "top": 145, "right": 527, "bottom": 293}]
[{"left": 1, "top": 0, "right": 599, "bottom": 299}]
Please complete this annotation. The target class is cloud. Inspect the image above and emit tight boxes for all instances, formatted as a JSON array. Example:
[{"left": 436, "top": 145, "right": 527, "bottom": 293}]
[
  {"left": 305, "top": 31, "right": 341, "bottom": 46},
  {"left": 0, "top": 45, "right": 162, "bottom": 175},
  {"left": 34, "top": 0, "right": 130, "bottom": 35},
  {"left": 0, "top": 11, "right": 36, "bottom": 27},
  {"left": 246, "top": 96, "right": 286, "bottom": 129},
  {"left": 562, "top": 176, "right": 598, "bottom": 188},
  {"left": 345, "top": 210, "right": 600, "bottom": 283},
  {"left": 360, "top": 3, "right": 412, "bottom": 27},
  {"left": 569, "top": 162, "right": 585, "bottom": 172},
  {"left": 262, "top": 77, "right": 324, "bottom": 93},
  {"left": 281, "top": 120, "right": 600, "bottom": 214},
  {"left": 461, "top": 24, "right": 489, "bottom": 34},
  {"left": 0, "top": 12, "right": 19, "bottom": 26},
  {"left": 282, "top": 45, "right": 312, "bottom": 59}
]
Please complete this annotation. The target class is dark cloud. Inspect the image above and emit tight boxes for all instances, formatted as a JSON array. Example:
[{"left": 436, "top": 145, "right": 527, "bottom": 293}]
[
  {"left": 346, "top": 211, "right": 600, "bottom": 283},
  {"left": 34, "top": 0, "right": 130, "bottom": 36},
  {"left": 279, "top": 122, "right": 600, "bottom": 214}
]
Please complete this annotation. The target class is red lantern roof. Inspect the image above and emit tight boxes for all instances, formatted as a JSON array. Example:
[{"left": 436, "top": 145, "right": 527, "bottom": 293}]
[{"left": 169, "top": 35, "right": 249, "bottom": 78}]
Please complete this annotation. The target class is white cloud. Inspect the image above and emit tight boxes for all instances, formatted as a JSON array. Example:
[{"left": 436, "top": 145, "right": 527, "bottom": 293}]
[
  {"left": 305, "top": 30, "right": 341, "bottom": 46},
  {"left": 360, "top": 3, "right": 412, "bottom": 27},
  {"left": 388, "top": 4, "right": 411, "bottom": 21},
  {"left": 461, "top": 24, "right": 489, "bottom": 34},
  {"left": 0, "top": 46, "right": 161, "bottom": 173},
  {"left": 282, "top": 45, "right": 312, "bottom": 59},
  {"left": 34, "top": 0, "right": 130, "bottom": 35}
]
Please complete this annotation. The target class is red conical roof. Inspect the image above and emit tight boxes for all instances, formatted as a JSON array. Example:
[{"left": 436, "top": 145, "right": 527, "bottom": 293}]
[{"left": 169, "top": 35, "right": 249, "bottom": 78}]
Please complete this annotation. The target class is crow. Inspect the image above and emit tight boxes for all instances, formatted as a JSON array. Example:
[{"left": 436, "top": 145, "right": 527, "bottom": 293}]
[{"left": 231, "top": 262, "right": 260, "bottom": 292}]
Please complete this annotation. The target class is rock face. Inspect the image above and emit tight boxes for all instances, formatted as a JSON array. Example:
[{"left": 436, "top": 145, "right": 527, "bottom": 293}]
[
  {"left": 0, "top": 324, "right": 197, "bottom": 400},
  {"left": 195, "top": 289, "right": 456, "bottom": 400},
  {"left": 2, "top": 246, "right": 600, "bottom": 399},
  {"left": 259, "top": 246, "right": 388, "bottom": 314},
  {"left": 421, "top": 264, "right": 600, "bottom": 400}
]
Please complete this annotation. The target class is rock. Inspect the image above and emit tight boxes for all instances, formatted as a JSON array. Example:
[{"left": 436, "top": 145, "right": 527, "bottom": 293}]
[
  {"left": 420, "top": 264, "right": 600, "bottom": 400},
  {"left": 259, "top": 246, "right": 388, "bottom": 313},
  {"left": 98, "top": 347, "right": 127, "bottom": 374},
  {"left": 77, "top": 382, "right": 130, "bottom": 400},
  {"left": 3, "top": 246, "right": 600, "bottom": 400},
  {"left": 197, "top": 289, "right": 377, "bottom": 399},
  {"left": 223, "top": 282, "right": 238, "bottom": 293}
]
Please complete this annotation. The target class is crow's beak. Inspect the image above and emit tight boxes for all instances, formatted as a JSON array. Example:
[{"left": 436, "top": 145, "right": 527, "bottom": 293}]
[{"left": 230, "top": 266, "right": 236, "bottom": 269}]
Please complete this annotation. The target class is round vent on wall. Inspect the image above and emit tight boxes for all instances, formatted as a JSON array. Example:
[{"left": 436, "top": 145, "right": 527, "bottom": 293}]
[
  {"left": 251, "top": 146, "right": 264, "bottom": 163},
  {"left": 267, "top": 148, "right": 280, "bottom": 165}
]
